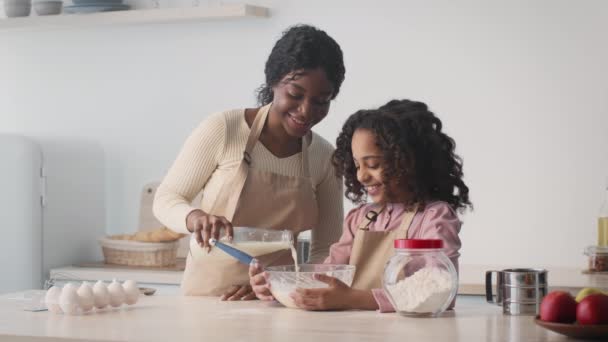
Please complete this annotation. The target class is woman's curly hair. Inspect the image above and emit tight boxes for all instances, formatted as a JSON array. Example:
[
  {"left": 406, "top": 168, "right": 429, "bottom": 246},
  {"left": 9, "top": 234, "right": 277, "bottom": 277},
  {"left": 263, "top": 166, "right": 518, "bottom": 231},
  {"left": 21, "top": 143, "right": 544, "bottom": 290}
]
[
  {"left": 332, "top": 99, "right": 472, "bottom": 213},
  {"left": 256, "top": 24, "right": 345, "bottom": 105}
]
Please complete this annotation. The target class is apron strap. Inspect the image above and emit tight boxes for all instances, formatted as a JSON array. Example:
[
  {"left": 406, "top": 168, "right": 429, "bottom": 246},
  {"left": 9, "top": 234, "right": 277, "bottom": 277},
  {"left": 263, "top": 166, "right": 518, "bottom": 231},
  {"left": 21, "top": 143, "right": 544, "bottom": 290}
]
[
  {"left": 210, "top": 104, "right": 310, "bottom": 221},
  {"left": 301, "top": 133, "right": 311, "bottom": 178},
  {"left": 243, "top": 104, "right": 270, "bottom": 159},
  {"left": 395, "top": 204, "right": 418, "bottom": 239},
  {"left": 357, "top": 205, "right": 386, "bottom": 231},
  {"left": 243, "top": 104, "right": 311, "bottom": 177},
  {"left": 356, "top": 204, "right": 418, "bottom": 236},
  {"left": 347, "top": 203, "right": 418, "bottom": 290}
]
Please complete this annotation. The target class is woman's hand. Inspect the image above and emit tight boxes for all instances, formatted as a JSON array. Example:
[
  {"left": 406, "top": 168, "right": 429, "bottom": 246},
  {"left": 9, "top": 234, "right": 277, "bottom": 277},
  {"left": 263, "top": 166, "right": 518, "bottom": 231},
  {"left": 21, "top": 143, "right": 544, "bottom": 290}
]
[
  {"left": 186, "top": 209, "right": 234, "bottom": 251},
  {"left": 220, "top": 285, "right": 257, "bottom": 301},
  {"left": 249, "top": 261, "right": 274, "bottom": 301}
]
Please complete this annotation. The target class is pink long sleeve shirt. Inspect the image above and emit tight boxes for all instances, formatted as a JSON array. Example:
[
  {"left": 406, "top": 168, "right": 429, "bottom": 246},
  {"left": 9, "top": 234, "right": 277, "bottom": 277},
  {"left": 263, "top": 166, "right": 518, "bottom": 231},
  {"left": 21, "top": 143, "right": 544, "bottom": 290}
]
[{"left": 324, "top": 201, "right": 462, "bottom": 313}]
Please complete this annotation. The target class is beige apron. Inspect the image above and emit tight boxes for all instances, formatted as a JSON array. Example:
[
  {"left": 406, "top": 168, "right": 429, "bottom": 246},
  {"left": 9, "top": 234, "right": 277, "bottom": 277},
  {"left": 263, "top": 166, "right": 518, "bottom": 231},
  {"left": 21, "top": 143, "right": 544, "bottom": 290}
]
[
  {"left": 349, "top": 205, "right": 417, "bottom": 290},
  {"left": 182, "top": 103, "right": 319, "bottom": 296}
]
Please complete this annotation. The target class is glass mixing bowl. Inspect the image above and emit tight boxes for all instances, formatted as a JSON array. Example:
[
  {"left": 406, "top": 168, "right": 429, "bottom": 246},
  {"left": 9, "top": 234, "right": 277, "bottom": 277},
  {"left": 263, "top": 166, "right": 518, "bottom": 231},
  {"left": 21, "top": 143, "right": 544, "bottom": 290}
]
[
  {"left": 265, "top": 264, "right": 356, "bottom": 309},
  {"left": 189, "top": 227, "right": 294, "bottom": 260}
]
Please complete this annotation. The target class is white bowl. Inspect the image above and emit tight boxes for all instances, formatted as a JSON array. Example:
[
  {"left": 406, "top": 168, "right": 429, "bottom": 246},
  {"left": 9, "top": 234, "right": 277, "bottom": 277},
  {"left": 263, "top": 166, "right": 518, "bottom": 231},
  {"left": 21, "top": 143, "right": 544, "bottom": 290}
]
[
  {"left": 4, "top": 0, "right": 31, "bottom": 4},
  {"left": 33, "top": 1, "right": 62, "bottom": 15},
  {"left": 4, "top": 2, "right": 31, "bottom": 17}
]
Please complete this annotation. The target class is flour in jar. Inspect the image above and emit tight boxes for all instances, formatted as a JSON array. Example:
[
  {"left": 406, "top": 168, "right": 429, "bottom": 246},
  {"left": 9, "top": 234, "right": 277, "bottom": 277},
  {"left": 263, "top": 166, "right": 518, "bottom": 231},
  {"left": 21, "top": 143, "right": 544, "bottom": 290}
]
[{"left": 386, "top": 267, "right": 453, "bottom": 313}]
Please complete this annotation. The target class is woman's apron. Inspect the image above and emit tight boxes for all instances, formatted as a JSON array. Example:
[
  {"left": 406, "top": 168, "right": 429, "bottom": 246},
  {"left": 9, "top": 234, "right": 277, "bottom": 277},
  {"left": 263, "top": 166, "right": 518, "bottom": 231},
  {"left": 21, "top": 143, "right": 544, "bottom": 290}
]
[
  {"left": 349, "top": 205, "right": 417, "bottom": 290},
  {"left": 181, "top": 103, "right": 319, "bottom": 296}
]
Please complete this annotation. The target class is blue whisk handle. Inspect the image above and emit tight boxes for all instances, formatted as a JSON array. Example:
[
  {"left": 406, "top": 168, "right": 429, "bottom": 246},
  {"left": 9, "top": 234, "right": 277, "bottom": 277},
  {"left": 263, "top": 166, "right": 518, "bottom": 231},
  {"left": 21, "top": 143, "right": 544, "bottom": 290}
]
[{"left": 209, "top": 238, "right": 254, "bottom": 265}]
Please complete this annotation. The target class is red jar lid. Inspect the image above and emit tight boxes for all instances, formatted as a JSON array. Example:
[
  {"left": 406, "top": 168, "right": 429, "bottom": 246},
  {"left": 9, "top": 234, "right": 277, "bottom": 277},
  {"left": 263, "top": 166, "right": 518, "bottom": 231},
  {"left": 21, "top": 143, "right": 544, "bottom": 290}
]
[{"left": 394, "top": 239, "right": 444, "bottom": 249}]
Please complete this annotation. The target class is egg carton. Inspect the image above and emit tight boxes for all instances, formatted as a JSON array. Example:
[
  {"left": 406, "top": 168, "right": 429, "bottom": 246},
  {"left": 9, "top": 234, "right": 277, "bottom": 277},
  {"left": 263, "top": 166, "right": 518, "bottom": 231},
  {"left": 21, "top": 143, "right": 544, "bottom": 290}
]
[{"left": 44, "top": 278, "right": 140, "bottom": 315}]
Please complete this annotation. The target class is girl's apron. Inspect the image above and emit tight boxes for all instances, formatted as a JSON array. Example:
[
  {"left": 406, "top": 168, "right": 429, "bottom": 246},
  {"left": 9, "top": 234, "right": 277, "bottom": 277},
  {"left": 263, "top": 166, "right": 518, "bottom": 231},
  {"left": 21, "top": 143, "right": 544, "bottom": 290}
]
[
  {"left": 349, "top": 205, "right": 417, "bottom": 290},
  {"left": 181, "top": 103, "right": 319, "bottom": 296}
]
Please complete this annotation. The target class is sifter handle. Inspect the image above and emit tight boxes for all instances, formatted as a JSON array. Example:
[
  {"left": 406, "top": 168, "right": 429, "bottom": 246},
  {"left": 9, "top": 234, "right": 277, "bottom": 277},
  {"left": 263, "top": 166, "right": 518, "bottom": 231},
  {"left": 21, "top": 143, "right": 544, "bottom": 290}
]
[{"left": 486, "top": 270, "right": 502, "bottom": 305}]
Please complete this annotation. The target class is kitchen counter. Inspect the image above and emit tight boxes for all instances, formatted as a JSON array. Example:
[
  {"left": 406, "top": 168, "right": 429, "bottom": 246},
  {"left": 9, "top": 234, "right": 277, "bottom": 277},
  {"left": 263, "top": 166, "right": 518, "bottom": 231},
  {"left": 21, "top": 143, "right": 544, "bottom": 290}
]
[
  {"left": 0, "top": 292, "right": 594, "bottom": 342},
  {"left": 50, "top": 263, "right": 608, "bottom": 296}
]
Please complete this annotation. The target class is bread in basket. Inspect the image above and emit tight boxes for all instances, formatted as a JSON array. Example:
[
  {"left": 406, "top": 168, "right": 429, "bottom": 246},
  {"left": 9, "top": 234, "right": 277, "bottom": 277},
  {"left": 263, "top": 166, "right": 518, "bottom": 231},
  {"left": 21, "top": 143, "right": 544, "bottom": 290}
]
[{"left": 99, "top": 227, "right": 186, "bottom": 267}]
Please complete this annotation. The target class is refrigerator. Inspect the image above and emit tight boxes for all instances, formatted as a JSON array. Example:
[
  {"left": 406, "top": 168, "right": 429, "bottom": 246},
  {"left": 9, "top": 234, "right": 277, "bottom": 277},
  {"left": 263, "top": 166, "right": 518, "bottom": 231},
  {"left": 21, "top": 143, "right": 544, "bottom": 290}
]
[{"left": 0, "top": 134, "right": 105, "bottom": 293}]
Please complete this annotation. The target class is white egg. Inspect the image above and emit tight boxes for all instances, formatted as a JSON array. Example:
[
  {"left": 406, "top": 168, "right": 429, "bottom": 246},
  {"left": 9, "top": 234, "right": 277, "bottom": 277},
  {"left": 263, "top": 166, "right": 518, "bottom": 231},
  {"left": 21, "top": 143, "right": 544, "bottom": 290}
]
[
  {"left": 92, "top": 281, "right": 110, "bottom": 309},
  {"left": 44, "top": 286, "right": 63, "bottom": 314},
  {"left": 107, "top": 279, "right": 125, "bottom": 307},
  {"left": 77, "top": 282, "right": 95, "bottom": 312},
  {"left": 59, "top": 283, "right": 80, "bottom": 315},
  {"left": 122, "top": 280, "right": 139, "bottom": 305}
]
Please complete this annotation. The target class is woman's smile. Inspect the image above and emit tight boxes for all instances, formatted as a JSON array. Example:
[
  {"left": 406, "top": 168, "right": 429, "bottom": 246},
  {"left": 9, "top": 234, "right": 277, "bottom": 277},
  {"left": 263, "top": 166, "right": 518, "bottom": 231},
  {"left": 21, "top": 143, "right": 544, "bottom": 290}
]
[{"left": 286, "top": 112, "right": 312, "bottom": 132}]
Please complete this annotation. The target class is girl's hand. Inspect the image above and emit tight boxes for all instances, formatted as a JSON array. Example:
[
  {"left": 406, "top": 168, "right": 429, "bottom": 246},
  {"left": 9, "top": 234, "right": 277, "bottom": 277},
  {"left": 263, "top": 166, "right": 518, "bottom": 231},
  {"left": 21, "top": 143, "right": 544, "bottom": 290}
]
[
  {"left": 186, "top": 209, "right": 234, "bottom": 251},
  {"left": 220, "top": 284, "right": 257, "bottom": 301},
  {"left": 290, "top": 274, "right": 355, "bottom": 311},
  {"left": 249, "top": 260, "right": 274, "bottom": 301}
]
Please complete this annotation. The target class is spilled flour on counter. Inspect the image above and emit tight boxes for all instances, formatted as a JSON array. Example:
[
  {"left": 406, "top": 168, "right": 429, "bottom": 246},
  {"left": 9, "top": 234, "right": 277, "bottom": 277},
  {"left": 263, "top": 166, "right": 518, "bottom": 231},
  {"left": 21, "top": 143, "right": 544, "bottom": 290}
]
[{"left": 386, "top": 267, "right": 453, "bottom": 313}]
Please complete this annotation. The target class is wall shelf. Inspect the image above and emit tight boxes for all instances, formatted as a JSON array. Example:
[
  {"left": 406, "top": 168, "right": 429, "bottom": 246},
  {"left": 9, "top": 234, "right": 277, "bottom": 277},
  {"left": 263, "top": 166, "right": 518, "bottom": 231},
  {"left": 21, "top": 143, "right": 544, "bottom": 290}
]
[{"left": 0, "top": 4, "right": 269, "bottom": 32}]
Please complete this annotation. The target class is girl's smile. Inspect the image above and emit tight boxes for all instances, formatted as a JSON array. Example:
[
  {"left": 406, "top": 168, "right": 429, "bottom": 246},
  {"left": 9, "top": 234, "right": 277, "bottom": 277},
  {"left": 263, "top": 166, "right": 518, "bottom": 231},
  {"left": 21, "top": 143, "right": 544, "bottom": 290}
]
[
  {"left": 365, "top": 184, "right": 384, "bottom": 197},
  {"left": 352, "top": 128, "right": 390, "bottom": 204}
]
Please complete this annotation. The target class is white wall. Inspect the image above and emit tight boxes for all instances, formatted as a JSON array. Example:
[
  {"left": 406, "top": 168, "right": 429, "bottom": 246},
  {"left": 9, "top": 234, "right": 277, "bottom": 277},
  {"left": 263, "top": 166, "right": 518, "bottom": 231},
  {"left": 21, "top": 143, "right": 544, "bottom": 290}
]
[{"left": 1, "top": 0, "right": 607, "bottom": 268}]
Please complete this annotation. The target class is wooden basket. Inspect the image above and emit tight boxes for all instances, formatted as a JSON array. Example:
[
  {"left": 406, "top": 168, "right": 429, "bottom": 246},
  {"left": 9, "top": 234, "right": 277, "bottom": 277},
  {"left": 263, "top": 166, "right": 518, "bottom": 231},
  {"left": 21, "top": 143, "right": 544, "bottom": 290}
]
[{"left": 99, "top": 237, "right": 179, "bottom": 267}]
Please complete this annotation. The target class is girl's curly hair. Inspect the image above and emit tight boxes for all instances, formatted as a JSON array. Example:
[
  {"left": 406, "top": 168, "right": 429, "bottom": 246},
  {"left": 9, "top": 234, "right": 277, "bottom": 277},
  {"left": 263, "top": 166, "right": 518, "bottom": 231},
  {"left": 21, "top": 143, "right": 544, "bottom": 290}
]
[
  {"left": 332, "top": 99, "right": 472, "bottom": 213},
  {"left": 256, "top": 24, "right": 345, "bottom": 105}
]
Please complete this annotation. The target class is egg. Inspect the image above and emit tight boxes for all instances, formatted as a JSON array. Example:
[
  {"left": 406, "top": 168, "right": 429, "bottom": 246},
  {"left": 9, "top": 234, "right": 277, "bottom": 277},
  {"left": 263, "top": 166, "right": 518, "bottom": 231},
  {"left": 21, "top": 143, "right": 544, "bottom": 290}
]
[
  {"left": 92, "top": 280, "right": 110, "bottom": 309},
  {"left": 107, "top": 279, "right": 125, "bottom": 307},
  {"left": 44, "top": 286, "right": 62, "bottom": 314},
  {"left": 122, "top": 280, "right": 139, "bottom": 305},
  {"left": 77, "top": 282, "right": 95, "bottom": 312},
  {"left": 58, "top": 283, "right": 80, "bottom": 315}
]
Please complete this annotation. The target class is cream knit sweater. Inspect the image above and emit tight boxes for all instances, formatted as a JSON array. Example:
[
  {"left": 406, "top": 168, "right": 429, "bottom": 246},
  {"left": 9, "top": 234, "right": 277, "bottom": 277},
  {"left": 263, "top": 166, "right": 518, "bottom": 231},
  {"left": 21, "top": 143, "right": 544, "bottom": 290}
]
[{"left": 153, "top": 108, "right": 344, "bottom": 263}]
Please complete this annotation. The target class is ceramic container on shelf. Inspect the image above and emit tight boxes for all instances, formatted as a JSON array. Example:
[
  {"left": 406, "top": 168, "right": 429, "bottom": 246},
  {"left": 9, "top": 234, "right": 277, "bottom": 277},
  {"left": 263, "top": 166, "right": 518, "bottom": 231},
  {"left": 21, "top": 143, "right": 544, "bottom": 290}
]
[
  {"left": 33, "top": 0, "right": 62, "bottom": 15},
  {"left": 4, "top": 0, "right": 32, "bottom": 17}
]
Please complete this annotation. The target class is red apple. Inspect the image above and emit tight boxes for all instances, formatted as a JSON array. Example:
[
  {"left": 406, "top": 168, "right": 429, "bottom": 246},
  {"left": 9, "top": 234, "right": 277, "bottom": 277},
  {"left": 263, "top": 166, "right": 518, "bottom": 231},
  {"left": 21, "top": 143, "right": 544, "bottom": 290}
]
[
  {"left": 576, "top": 294, "right": 608, "bottom": 325},
  {"left": 540, "top": 291, "right": 577, "bottom": 323}
]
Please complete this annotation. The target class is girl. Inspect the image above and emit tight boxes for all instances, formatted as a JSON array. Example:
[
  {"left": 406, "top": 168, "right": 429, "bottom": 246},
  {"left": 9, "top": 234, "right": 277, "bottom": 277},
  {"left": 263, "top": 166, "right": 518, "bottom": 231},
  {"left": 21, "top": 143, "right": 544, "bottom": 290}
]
[{"left": 250, "top": 99, "right": 472, "bottom": 311}]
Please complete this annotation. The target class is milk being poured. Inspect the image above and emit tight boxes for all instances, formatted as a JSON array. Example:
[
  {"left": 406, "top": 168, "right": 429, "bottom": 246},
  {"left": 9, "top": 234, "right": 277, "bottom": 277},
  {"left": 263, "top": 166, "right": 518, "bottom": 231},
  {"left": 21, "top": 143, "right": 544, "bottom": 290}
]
[
  {"left": 266, "top": 244, "right": 304, "bottom": 308},
  {"left": 290, "top": 244, "right": 299, "bottom": 272}
]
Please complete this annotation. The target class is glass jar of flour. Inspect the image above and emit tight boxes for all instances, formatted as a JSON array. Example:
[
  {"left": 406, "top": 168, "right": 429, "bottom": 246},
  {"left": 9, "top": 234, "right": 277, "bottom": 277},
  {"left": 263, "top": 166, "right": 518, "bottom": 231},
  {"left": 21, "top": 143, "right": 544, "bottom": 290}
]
[{"left": 383, "top": 239, "right": 458, "bottom": 317}]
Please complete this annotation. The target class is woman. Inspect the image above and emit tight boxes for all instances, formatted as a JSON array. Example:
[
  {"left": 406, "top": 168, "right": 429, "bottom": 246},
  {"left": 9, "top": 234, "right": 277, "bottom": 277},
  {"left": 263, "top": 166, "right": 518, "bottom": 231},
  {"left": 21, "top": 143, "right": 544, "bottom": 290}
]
[{"left": 153, "top": 25, "right": 346, "bottom": 300}]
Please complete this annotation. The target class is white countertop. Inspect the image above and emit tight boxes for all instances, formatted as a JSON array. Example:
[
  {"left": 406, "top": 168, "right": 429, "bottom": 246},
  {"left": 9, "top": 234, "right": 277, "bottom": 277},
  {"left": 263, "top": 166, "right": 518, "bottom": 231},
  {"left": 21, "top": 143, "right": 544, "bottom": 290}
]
[
  {"left": 50, "top": 263, "right": 608, "bottom": 295},
  {"left": 0, "top": 292, "right": 594, "bottom": 342}
]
